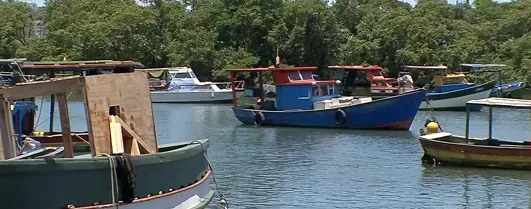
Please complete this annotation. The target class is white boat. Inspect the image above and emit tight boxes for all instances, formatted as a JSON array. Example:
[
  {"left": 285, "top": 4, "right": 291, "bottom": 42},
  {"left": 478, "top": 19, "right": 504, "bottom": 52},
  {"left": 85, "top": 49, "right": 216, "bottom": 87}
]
[{"left": 138, "top": 67, "right": 244, "bottom": 103}]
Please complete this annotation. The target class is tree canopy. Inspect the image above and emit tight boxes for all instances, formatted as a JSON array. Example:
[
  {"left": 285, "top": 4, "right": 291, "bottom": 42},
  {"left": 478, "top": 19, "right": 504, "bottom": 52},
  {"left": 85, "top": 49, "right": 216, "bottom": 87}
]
[{"left": 0, "top": 0, "right": 530, "bottom": 82}]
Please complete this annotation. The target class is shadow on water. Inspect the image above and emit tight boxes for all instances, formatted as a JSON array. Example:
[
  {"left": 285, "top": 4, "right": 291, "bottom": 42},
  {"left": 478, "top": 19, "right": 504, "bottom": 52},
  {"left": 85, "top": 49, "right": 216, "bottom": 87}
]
[{"left": 420, "top": 165, "right": 531, "bottom": 209}]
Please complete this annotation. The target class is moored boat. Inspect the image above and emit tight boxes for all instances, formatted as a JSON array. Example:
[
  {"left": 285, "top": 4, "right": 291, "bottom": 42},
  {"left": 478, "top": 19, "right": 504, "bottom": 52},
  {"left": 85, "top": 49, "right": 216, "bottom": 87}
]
[
  {"left": 419, "top": 98, "right": 531, "bottom": 170},
  {"left": 404, "top": 65, "right": 497, "bottom": 111},
  {"left": 0, "top": 72, "right": 223, "bottom": 209},
  {"left": 459, "top": 63, "right": 527, "bottom": 99},
  {"left": 137, "top": 67, "right": 245, "bottom": 103},
  {"left": 229, "top": 66, "right": 427, "bottom": 130}
]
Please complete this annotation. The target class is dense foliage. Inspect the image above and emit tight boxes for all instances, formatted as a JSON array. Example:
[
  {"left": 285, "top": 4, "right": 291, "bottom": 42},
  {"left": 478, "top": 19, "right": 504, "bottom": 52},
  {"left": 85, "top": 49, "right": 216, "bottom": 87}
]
[{"left": 0, "top": 0, "right": 530, "bottom": 82}]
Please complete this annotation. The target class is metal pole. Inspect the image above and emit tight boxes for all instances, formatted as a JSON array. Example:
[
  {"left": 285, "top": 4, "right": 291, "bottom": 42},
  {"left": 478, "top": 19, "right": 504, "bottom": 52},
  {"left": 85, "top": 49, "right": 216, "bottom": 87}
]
[
  {"left": 488, "top": 106, "right": 493, "bottom": 140},
  {"left": 465, "top": 105, "right": 470, "bottom": 141},
  {"left": 48, "top": 70, "right": 55, "bottom": 132}
]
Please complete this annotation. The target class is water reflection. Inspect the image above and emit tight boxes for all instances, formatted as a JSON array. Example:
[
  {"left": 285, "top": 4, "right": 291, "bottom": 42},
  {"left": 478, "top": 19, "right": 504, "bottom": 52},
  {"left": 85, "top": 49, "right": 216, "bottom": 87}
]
[{"left": 421, "top": 165, "right": 531, "bottom": 209}]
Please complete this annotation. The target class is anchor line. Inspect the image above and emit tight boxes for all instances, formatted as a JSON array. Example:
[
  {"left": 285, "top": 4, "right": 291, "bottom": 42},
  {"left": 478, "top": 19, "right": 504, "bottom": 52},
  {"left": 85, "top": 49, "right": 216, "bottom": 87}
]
[
  {"left": 101, "top": 153, "right": 120, "bottom": 209},
  {"left": 189, "top": 140, "right": 229, "bottom": 209},
  {"left": 423, "top": 96, "right": 444, "bottom": 132}
]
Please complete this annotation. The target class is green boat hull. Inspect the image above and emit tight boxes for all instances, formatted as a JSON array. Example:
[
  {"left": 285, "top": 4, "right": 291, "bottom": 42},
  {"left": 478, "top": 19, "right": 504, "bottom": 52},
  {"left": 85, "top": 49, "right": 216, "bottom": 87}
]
[{"left": 0, "top": 140, "right": 213, "bottom": 209}]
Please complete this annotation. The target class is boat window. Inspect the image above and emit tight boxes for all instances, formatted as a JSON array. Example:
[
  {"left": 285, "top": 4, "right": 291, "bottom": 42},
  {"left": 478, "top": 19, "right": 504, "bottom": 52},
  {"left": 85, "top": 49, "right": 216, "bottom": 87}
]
[
  {"left": 288, "top": 71, "right": 302, "bottom": 80},
  {"left": 171, "top": 72, "right": 192, "bottom": 79},
  {"left": 191, "top": 85, "right": 212, "bottom": 90},
  {"left": 301, "top": 71, "right": 313, "bottom": 80},
  {"left": 373, "top": 70, "right": 382, "bottom": 76}
]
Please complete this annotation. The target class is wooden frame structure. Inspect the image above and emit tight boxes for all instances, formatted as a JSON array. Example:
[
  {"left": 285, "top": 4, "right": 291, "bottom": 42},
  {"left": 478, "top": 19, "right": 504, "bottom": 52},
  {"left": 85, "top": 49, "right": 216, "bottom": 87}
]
[{"left": 0, "top": 72, "right": 157, "bottom": 160}]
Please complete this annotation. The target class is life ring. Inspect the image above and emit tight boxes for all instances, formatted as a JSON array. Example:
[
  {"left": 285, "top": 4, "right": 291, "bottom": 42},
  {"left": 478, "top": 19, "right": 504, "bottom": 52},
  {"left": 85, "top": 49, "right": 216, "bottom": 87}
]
[
  {"left": 253, "top": 111, "right": 266, "bottom": 126},
  {"left": 335, "top": 109, "right": 347, "bottom": 125}
]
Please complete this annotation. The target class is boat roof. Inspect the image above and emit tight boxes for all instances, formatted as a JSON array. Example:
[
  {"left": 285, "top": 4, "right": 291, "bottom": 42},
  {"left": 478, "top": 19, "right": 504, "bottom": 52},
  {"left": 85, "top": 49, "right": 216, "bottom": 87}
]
[
  {"left": 404, "top": 65, "right": 448, "bottom": 70},
  {"left": 328, "top": 65, "right": 383, "bottom": 71},
  {"left": 230, "top": 66, "right": 317, "bottom": 72},
  {"left": 136, "top": 67, "right": 192, "bottom": 72},
  {"left": 467, "top": 98, "right": 531, "bottom": 109},
  {"left": 460, "top": 64, "right": 507, "bottom": 68},
  {"left": 16, "top": 60, "right": 144, "bottom": 70}
]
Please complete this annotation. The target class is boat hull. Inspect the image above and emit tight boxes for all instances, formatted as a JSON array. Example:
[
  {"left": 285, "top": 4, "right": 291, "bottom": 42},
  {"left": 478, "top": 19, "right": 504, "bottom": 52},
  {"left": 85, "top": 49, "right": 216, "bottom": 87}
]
[
  {"left": 491, "top": 81, "right": 527, "bottom": 99},
  {"left": 0, "top": 140, "right": 213, "bottom": 209},
  {"left": 232, "top": 89, "right": 427, "bottom": 130},
  {"left": 420, "top": 133, "right": 531, "bottom": 170},
  {"left": 419, "top": 80, "right": 497, "bottom": 111},
  {"left": 150, "top": 90, "right": 243, "bottom": 103}
]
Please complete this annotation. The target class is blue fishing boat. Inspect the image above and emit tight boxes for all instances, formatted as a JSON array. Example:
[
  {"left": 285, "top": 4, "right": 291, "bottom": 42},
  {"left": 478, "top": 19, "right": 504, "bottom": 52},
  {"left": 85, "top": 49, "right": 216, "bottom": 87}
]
[
  {"left": 229, "top": 66, "right": 427, "bottom": 130},
  {"left": 459, "top": 63, "right": 527, "bottom": 99},
  {"left": 404, "top": 65, "right": 496, "bottom": 111}
]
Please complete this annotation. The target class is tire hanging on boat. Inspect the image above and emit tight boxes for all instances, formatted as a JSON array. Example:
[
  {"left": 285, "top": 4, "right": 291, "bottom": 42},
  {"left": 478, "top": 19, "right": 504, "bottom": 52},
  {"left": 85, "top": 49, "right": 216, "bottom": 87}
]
[
  {"left": 111, "top": 153, "right": 136, "bottom": 203},
  {"left": 253, "top": 111, "right": 266, "bottom": 126},
  {"left": 335, "top": 109, "right": 347, "bottom": 125}
]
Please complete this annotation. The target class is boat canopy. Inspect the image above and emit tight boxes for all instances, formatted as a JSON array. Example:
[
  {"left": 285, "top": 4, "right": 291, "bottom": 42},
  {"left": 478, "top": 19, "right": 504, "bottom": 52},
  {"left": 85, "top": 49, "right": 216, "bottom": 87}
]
[
  {"left": 467, "top": 98, "right": 531, "bottom": 109},
  {"left": 460, "top": 64, "right": 507, "bottom": 68},
  {"left": 328, "top": 65, "right": 384, "bottom": 71},
  {"left": 404, "top": 65, "right": 448, "bottom": 70}
]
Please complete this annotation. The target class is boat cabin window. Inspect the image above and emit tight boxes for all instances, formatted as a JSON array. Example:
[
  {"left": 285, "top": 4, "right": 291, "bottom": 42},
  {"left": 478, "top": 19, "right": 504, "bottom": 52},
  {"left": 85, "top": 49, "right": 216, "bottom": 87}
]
[
  {"left": 373, "top": 70, "right": 382, "bottom": 77},
  {"left": 170, "top": 71, "right": 196, "bottom": 79},
  {"left": 313, "top": 84, "right": 333, "bottom": 96},
  {"left": 287, "top": 71, "right": 302, "bottom": 81},
  {"left": 301, "top": 71, "right": 314, "bottom": 80},
  {"left": 444, "top": 77, "right": 468, "bottom": 85}
]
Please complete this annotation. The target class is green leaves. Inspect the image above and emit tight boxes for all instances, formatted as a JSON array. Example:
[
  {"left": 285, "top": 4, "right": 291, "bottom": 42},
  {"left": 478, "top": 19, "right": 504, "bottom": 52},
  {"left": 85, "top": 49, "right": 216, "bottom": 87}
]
[{"left": 0, "top": 0, "right": 530, "bottom": 82}]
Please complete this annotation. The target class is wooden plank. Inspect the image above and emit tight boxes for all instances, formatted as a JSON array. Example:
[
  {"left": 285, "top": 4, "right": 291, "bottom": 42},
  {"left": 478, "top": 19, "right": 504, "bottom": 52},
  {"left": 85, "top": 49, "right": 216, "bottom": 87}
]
[
  {"left": 57, "top": 92, "right": 74, "bottom": 158},
  {"left": 82, "top": 87, "right": 97, "bottom": 157},
  {"left": 0, "top": 96, "right": 15, "bottom": 159},
  {"left": 109, "top": 116, "right": 124, "bottom": 153},
  {"left": 467, "top": 98, "right": 531, "bottom": 109},
  {"left": 0, "top": 77, "right": 84, "bottom": 101},
  {"left": 114, "top": 116, "right": 153, "bottom": 154},
  {"left": 83, "top": 72, "right": 157, "bottom": 156},
  {"left": 123, "top": 137, "right": 141, "bottom": 156}
]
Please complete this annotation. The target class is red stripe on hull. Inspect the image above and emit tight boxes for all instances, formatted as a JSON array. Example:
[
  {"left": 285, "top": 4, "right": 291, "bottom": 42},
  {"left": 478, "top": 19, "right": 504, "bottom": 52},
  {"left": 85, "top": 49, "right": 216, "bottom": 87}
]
[{"left": 420, "top": 139, "right": 531, "bottom": 156}]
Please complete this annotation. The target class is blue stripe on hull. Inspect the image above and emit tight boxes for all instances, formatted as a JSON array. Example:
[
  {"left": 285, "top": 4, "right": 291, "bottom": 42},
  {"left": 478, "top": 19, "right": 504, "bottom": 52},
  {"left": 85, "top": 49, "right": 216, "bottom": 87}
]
[{"left": 232, "top": 89, "right": 427, "bottom": 130}]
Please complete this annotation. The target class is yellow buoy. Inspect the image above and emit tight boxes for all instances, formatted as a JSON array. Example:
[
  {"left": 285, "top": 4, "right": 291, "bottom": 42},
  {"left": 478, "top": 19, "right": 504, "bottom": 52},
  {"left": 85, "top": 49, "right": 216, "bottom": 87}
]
[{"left": 426, "top": 122, "right": 439, "bottom": 133}]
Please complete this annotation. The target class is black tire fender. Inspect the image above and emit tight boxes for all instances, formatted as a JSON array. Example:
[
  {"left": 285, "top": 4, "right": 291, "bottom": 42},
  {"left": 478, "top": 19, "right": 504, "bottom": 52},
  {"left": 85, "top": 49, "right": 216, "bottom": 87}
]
[
  {"left": 335, "top": 109, "right": 347, "bottom": 125},
  {"left": 253, "top": 111, "right": 266, "bottom": 126}
]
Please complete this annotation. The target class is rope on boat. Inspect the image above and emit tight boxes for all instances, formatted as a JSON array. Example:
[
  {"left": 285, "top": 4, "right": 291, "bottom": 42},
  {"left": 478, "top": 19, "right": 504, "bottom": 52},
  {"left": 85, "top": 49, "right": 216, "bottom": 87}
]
[
  {"left": 101, "top": 153, "right": 120, "bottom": 209},
  {"left": 423, "top": 96, "right": 444, "bottom": 132},
  {"left": 188, "top": 140, "right": 229, "bottom": 209}
]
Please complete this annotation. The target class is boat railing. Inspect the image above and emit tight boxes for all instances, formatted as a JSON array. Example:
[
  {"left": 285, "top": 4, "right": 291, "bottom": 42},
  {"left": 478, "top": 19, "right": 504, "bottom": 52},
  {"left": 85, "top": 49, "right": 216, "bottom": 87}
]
[{"left": 209, "top": 80, "right": 244, "bottom": 90}]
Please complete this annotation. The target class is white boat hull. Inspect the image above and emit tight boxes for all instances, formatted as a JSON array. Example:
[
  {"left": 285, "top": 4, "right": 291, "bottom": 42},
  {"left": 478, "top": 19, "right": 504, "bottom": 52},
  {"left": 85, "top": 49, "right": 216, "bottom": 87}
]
[
  {"left": 419, "top": 88, "right": 492, "bottom": 111},
  {"left": 89, "top": 171, "right": 214, "bottom": 209},
  {"left": 151, "top": 90, "right": 244, "bottom": 103}
]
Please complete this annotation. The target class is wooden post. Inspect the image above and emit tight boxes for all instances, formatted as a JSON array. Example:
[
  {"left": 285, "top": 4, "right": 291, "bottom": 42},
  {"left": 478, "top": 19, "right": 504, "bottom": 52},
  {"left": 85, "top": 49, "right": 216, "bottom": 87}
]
[
  {"left": 465, "top": 105, "right": 470, "bottom": 141},
  {"left": 488, "top": 106, "right": 493, "bottom": 140},
  {"left": 57, "top": 92, "right": 73, "bottom": 158},
  {"left": 0, "top": 96, "right": 15, "bottom": 159}
]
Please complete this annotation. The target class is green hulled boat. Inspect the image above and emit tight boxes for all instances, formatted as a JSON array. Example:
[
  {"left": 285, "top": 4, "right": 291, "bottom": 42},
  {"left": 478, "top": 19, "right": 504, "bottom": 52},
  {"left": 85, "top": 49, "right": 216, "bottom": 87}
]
[{"left": 0, "top": 72, "right": 220, "bottom": 209}]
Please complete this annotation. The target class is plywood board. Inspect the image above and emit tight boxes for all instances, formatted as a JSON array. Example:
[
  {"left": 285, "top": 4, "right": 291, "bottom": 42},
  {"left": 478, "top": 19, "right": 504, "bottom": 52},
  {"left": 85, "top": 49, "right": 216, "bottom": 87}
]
[{"left": 83, "top": 72, "right": 157, "bottom": 156}]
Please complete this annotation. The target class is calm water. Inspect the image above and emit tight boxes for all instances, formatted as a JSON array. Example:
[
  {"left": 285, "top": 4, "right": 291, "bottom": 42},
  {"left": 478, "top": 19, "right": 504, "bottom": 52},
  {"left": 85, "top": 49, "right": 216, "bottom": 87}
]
[{"left": 33, "top": 98, "right": 531, "bottom": 209}]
